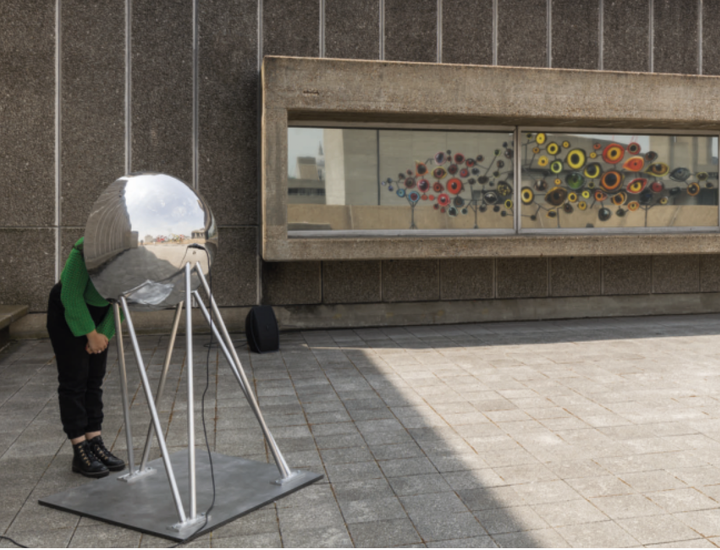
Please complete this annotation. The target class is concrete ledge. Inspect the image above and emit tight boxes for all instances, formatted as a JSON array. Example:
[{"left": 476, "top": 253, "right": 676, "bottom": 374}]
[
  {"left": 11, "top": 293, "right": 720, "bottom": 338},
  {"left": 0, "top": 305, "right": 28, "bottom": 330}
]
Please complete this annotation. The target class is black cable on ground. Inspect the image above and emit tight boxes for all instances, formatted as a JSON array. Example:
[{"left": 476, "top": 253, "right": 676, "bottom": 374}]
[{"left": 0, "top": 535, "right": 28, "bottom": 548}]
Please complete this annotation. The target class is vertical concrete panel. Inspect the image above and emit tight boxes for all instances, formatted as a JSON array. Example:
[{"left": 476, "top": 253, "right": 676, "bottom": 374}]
[
  {"left": 653, "top": 255, "right": 700, "bottom": 294},
  {"left": 199, "top": 0, "right": 258, "bottom": 227},
  {"left": 552, "top": 0, "right": 599, "bottom": 70},
  {"left": 550, "top": 257, "right": 602, "bottom": 297},
  {"left": 440, "top": 259, "right": 494, "bottom": 300},
  {"left": 262, "top": 262, "right": 321, "bottom": 305},
  {"left": 326, "top": 0, "right": 380, "bottom": 60},
  {"left": 654, "top": 0, "right": 698, "bottom": 74},
  {"left": 497, "top": 0, "right": 546, "bottom": 67},
  {"left": 60, "top": 227, "right": 85, "bottom": 273},
  {"left": 0, "top": 228, "right": 55, "bottom": 311},
  {"left": 264, "top": 0, "right": 319, "bottom": 57},
  {"left": 384, "top": 0, "right": 436, "bottom": 62},
  {"left": 323, "top": 261, "right": 382, "bottom": 304},
  {"left": 603, "top": 255, "right": 651, "bottom": 295},
  {"left": 496, "top": 258, "right": 548, "bottom": 298},
  {"left": 0, "top": 1, "right": 55, "bottom": 227},
  {"left": 383, "top": 260, "right": 439, "bottom": 302},
  {"left": 212, "top": 227, "right": 258, "bottom": 306},
  {"left": 603, "top": 0, "right": 649, "bottom": 72},
  {"left": 442, "top": 0, "right": 493, "bottom": 65},
  {"left": 703, "top": 1, "right": 720, "bottom": 75},
  {"left": 132, "top": 0, "right": 193, "bottom": 183},
  {"left": 61, "top": 0, "right": 124, "bottom": 227}
]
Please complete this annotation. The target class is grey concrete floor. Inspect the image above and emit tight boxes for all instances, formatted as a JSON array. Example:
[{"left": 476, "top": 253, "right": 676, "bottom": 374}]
[{"left": 4, "top": 315, "right": 720, "bottom": 547}]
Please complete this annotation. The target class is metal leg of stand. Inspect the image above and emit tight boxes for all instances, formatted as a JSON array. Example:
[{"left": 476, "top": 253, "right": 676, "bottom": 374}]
[
  {"left": 138, "top": 301, "right": 184, "bottom": 472},
  {"left": 185, "top": 264, "right": 197, "bottom": 520},
  {"left": 192, "top": 291, "right": 249, "bottom": 399},
  {"left": 120, "top": 297, "right": 187, "bottom": 525},
  {"left": 114, "top": 303, "right": 135, "bottom": 476},
  {"left": 194, "top": 267, "right": 294, "bottom": 482}
]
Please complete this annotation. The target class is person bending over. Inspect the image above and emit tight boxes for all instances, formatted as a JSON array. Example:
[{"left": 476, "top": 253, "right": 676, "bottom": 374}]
[{"left": 46, "top": 237, "right": 125, "bottom": 478}]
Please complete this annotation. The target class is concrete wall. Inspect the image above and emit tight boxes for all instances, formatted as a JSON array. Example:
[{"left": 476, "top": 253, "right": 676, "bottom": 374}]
[{"left": 1, "top": 0, "right": 718, "bottom": 327}]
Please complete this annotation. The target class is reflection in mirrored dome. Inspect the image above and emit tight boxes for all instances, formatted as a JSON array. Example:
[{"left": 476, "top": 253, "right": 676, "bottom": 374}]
[{"left": 84, "top": 173, "right": 218, "bottom": 310}]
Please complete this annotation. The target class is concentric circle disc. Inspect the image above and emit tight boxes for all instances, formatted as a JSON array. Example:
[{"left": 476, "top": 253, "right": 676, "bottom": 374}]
[
  {"left": 521, "top": 187, "right": 534, "bottom": 204},
  {"left": 545, "top": 187, "right": 568, "bottom": 206},
  {"left": 602, "top": 143, "right": 625, "bottom": 164},
  {"left": 600, "top": 171, "right": 623, "bottom": 192},
  {"left": 566, "top": 149, "right": 586, "bottom": 170},
  {"left": 622, "top": 156, "right": 645, "bottom": 172},
  {"left": 584, "top": 163, "right": 602, "bottom": 179},
  {"left": 447, "top": 178, "right": 462, "bottom": 194},
  {"left": 627, "top": 178, "right": 648, "bottom": 194}
]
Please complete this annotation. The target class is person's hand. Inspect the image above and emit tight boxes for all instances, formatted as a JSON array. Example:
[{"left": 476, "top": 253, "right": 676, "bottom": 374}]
[{"left": 86, "top": 330, "right": 109, "bottom": 354}]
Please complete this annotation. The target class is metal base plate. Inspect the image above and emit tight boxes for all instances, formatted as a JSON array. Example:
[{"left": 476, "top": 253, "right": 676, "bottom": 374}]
[{"left": 38, "top": 451, "right": 323, "bottom": 542}]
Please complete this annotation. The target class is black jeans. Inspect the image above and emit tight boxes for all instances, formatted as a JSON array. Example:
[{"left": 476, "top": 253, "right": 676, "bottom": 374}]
[{"left": 46, "top": 282, "right": 109, "bottom": 440}]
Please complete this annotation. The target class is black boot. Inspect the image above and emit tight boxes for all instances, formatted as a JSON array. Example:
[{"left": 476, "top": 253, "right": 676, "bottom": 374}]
[
  {"left": 72, "top": 440, "right": 109, "bottom": 478},
  {"left": 87, "top": 435, "right": 126, "bottom": 472}
]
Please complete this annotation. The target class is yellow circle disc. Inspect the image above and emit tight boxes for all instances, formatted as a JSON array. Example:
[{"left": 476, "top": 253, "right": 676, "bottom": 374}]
[
  {"left": 505, "top": 199, "right": 513, "bottom": 209},
  {"left": 521, "top": 187, "right": 534, "bottom": 204},
  {"left": 581, "top": 190, "right": 591, "bottom": 199},
  {"left": 584, "top": 162, "right": 602, "bottom": 179},
  {"left": 590, "top": 152, "right": 597, "bottom": 159},
  {"left": 660, "top": 197, "right": 668, "bottom": 205},
  {"left": 567, "top": 149, "right": 586, "bottom": 170},
  {"left": 578, "top": 201, "right": 587, "bottom": 210},
  {"left": 568, "top": 192, "right": 578, "bottom": 202},
  {"left": 536, "top": 133, "right": 546, "bottom": 145},
  {"left": 562, "top": 141, "right": 570, "bottom": 148},
  {"left": 554, "top": 178, "right": 562, "bottom": 185},
  {"left": 547, "top": 142, "right": 560, "bottom": 155},
  {"left": 538, "top": 156, "right": 548, "bottom": 167},
  {"left": 628, "top": 201, "right": 640, "bottom": 211},
  {"left": 532, "top": 147, "right": 540, "bottom": 154}
]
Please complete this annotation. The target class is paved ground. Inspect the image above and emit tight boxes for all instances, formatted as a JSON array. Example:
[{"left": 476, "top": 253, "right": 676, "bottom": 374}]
[{"left": 5, "top": 315, "right": 720, "bottom": 547}]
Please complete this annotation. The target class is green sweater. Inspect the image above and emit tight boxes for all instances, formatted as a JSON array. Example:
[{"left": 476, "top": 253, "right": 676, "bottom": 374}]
[{"left": 60, "top": 237, "right": 119, "bottom": 339}]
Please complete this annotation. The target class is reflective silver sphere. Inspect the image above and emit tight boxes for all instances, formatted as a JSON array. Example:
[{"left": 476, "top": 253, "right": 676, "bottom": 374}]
[{"left": 84, "top": 173, "right": 218, "bottom": 310}]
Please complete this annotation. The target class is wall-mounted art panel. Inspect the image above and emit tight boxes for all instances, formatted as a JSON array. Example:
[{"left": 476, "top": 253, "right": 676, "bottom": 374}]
[{"left": 520, "top": 131, "right": 719, "bottom": 231}]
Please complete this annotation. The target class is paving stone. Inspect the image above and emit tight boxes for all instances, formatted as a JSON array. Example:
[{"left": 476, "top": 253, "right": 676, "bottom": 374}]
[
  {"left": 475, "top": 505, "right": 548, "bottom": 534},
  {"left": 338, "top": 496, "right": 408, "bottom": 524},
  {"left": 348, "top": 518, "right": 422, "bottom": 547},
  {"left": 389, "top": 473, "right": 453, "bottom": 497},
  {"left": 616, "top": 514, "right": 702, "bottom": 546},
  {"left": 556, "top": 520, "right": 640, "bottom": 547},
  {"left": 401, "top": 492, "right": 469, "bottom": 518},
  {"left": 426, "top": 536, "right": 497, "bottom": 548},
  {"left": 674, "top": 509, "right": 720, "bottom": 537},
  {"left": 378, "top": 457, "right": 436, "bottom": 478},
  {"left": 281, "top": 526, "right": 353, "bottom": 548},
  {"left": 411, "top": 512, "right": 486, "bottom": 542},
  {"left": 590, "top": 494, "right": 666, "bottom": 519}
]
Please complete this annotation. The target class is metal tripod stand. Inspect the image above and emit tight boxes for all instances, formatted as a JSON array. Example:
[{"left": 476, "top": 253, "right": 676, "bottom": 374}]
[{"left": 40, "top": 261, "right": 322, "bottom": 541}]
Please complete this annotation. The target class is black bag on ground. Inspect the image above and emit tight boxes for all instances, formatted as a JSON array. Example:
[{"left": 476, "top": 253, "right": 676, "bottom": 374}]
[{"left": 245, "top": 306, "right": 279, "bottom": 353}]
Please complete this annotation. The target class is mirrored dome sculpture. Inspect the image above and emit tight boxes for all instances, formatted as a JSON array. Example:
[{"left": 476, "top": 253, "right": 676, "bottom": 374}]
[{"left": 84, "top": 173, "right": 218, "bottom": 310}]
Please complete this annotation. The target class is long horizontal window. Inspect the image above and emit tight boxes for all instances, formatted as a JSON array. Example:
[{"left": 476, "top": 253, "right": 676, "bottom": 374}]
[{"left": 287, "top": 126, "right": 719, "bottom": 234}]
